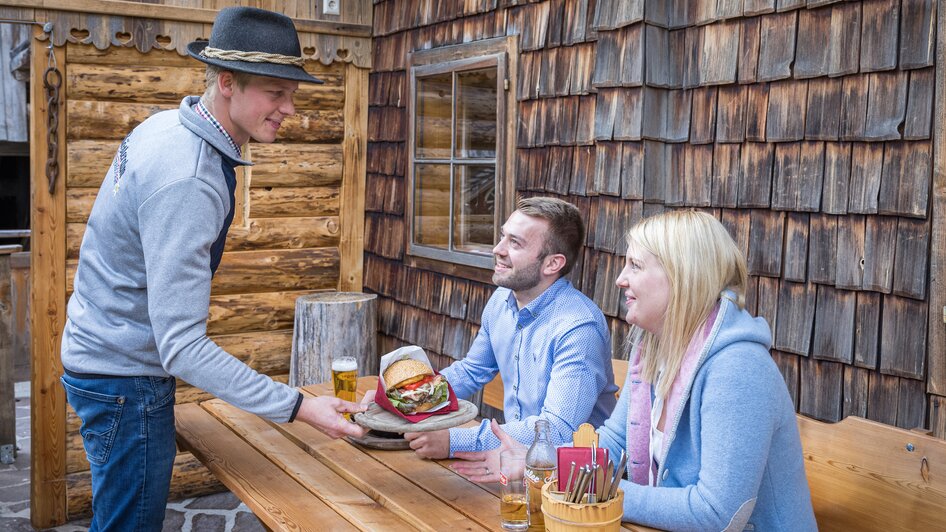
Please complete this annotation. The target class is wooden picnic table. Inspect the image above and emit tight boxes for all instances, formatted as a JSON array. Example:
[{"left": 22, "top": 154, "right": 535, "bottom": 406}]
[{"left": 176, "top": 376, "right": 657, "bottom": 531}]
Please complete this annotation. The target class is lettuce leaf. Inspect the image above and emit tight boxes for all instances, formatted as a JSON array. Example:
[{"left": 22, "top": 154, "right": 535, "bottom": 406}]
[
  {"left": 386, "top": 375, "right": 449, "bottom": 414},
  {"left": 429, "top": 378, "right": 449, "bottom": 405}
]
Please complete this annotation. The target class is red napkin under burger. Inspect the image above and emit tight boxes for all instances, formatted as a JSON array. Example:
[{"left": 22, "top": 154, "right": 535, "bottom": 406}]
[{"left": 374, "top": 358, "right": 458, "bottom": 422}]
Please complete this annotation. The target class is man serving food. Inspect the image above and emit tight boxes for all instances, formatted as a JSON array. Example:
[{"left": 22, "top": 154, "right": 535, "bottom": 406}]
[
  {"left": 380, "top": 197, "right": 618, "bottom": 461},
  {"left": 59, "top": 8, "right": 367, "bottom": 530}
]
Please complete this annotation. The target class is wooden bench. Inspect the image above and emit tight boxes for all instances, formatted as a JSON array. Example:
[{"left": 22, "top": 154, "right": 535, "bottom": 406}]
[
  {"left": 482, "top": 358, "right": 629, "bottom": 410},
  {"left": 798, "top": 415, "right": 946, "bottom": 531},
  {"left": 484, "top": 359, "right": 946, "bottom": 531}
]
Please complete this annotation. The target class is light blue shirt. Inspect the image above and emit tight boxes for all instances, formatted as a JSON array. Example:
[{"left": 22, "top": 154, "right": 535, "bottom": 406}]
[{"left": 441, "top": 278, "right": 617, "bottom": 454}]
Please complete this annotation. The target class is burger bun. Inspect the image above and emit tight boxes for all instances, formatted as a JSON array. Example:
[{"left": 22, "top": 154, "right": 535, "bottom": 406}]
[{"left": 383, "top": 359, "right": 433, "bottom": 392}]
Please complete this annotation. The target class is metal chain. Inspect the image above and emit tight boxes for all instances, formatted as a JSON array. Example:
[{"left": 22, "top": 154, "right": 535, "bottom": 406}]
[{"left": 43, "top": 31, "right": 62, "bottom": 194}]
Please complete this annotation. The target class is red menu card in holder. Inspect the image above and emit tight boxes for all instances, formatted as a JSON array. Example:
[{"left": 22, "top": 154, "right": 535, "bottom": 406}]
[{"left": 557, "top": 447, "right": 609, "bottom": 492}]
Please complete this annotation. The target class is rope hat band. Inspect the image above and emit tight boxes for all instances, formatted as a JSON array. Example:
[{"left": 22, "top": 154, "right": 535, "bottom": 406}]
[{"left": 200, "top": 46, "right": 305, "bottom": 67}]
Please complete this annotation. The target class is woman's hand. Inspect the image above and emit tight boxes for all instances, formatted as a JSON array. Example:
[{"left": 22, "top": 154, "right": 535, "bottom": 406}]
[{"left": 450, "top": 419, "right": 526, "bottom": 483}]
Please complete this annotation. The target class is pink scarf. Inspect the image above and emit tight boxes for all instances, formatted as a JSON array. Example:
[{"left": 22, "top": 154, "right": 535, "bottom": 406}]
[{"left": 625, "top": 305, "right": 720, "bottom": 485}]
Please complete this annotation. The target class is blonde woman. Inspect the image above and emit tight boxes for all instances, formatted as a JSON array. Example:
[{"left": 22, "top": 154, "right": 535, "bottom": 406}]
[{"left": 453, "top": 210, "right": 816, "bottom": 531}]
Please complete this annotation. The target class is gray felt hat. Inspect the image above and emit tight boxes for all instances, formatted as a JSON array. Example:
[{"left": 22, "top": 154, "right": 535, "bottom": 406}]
[{"left": 187, "top": 6, "right": 322, "bottom": 84}]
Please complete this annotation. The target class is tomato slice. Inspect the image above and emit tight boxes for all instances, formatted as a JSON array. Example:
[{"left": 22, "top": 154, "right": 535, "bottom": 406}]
[{"left": 402, "top": 375, "right": 435, "bottom": 391}]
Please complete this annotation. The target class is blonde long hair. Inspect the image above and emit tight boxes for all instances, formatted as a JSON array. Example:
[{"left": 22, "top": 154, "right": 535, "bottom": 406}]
[{"left": 626, "top": 210, "right": 748, "bottom": 399}]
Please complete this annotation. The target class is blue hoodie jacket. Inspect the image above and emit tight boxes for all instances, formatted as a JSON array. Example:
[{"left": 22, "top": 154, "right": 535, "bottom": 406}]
[
  {"left": 61, "top": 96, "right": 301, "bottom": 423},
  {"left": 598, "top": 295, "right": 817, "bottom": 531}
]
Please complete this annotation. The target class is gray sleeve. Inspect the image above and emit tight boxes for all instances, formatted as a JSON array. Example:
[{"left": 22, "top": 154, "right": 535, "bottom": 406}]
[{"left": 138, "top": 178, "right": 299, "bottom": 422}]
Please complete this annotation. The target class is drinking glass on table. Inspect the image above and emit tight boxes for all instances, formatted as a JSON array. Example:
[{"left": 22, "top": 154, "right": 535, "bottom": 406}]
[
  {"left": 499, "top": 449, "right": 529, "bottom": 531},
  {"left": 332, "top": 355, "right": 358, "bottom": 405}
]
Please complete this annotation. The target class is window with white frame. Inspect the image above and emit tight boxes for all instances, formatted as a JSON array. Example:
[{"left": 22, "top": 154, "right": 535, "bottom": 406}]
[{"left": 407, "top": 37, "right": 517, "bottom": 269}]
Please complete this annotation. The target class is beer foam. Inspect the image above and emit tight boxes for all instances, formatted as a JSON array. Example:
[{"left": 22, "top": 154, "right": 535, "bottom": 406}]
[{"left": 332, "top": 357, "right": 358, "bottom": 372}]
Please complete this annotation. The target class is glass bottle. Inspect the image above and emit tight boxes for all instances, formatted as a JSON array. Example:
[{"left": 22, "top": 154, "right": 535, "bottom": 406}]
[{"left": 524, "top": 419, "right": 556, "bottom": 531}]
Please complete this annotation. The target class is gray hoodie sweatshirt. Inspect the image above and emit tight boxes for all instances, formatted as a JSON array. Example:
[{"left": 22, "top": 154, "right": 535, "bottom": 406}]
[{"left": 61, "top": 96, "right": 301, "bottom": 423}]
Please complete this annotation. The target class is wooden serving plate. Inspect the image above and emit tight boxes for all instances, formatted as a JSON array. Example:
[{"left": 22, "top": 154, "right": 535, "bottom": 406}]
[
  {"left": 347, "top": 430, "right": 412, "bottom": 450},
  {"left": 351, "top": 399, "right": 478, "bottom": 433}
]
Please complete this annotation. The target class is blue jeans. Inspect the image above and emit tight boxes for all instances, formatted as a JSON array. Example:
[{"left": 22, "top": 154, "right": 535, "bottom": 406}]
[{"left": 61, "top": 373, "right": 177, "bottom": 532}]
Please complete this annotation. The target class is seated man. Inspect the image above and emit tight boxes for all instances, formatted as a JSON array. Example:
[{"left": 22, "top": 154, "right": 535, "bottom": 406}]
[{"left": 405, "top": 196, "right": 618, "bottom": 458}]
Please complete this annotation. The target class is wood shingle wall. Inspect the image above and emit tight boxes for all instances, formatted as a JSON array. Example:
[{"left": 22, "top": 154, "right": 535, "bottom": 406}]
[{"left": 365, "top": 0, "right": 944, "bottom": 436}]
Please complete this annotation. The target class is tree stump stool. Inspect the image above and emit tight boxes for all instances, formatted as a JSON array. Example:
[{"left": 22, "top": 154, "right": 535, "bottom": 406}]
[{"left": 290, "top": 292, "right": 378, "bottom": 388}]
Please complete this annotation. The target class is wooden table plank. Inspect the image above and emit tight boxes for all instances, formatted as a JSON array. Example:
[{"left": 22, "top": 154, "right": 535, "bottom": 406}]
[
  {"left": 209, "top": 393, "right": 488, "bottom": 531},
  {"left": 175, "top": 403, "right": 356, "bottom": 531},
  {"left": 310, "top": 377, "right": 659, "bottom": 531},
  {"left": 306, "top": 378, "right": 502, "bottom": 501},
  {"left": 300, "top": 388, "right": 504, "bottom": 530},
  {"left": 363, "top": 446, "right": 503, "bottom": 529},
  {"left": 199, "top": 400, "right": 415, "bottom": 531}
]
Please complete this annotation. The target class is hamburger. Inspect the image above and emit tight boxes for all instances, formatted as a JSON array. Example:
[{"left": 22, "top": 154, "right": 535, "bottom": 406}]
[{"left": 383, "top": 359, "right": 449, "bottom": 414}]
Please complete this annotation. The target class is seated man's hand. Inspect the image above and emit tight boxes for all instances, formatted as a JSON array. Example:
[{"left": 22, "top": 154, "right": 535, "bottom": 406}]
[
  {"left": 360, "top": 389, "right": 376, "bottom": 404},
  {"left": 451, "top": 419, "right": 526, "bottom": 483},
  {"left": 295, "top": 395, "right": 368, "bottom": 439},
  {"left": 404, "top": 429, "right": 450, "bottom": 459}
]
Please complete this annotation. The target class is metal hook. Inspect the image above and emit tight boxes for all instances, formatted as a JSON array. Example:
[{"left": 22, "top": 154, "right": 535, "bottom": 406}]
[{"left": 42, "top": 22, "right": 57, "bottom": 68}]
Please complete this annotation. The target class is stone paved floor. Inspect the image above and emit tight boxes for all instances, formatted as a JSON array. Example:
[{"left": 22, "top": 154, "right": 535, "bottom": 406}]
[{"left": 0, "top": 383, "right": 265, "bottom": 531}]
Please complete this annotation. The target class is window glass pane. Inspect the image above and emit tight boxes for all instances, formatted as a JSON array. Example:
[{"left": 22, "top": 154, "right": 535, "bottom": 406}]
[
  {"left": 415, "top": 73, "right": 452, "bottom": 159},
  {"left": 453, "top": 164, "right": 495, "bottom": 255},
  {"left": 455, "top": 68, "right": 497, "bottom": 159},
  {"left": 414, "top": 163, "right": 451, "bottom": 247}
]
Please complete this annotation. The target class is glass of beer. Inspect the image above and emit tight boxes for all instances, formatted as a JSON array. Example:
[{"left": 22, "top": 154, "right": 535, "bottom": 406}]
[
  {"left": 331, "top": 355, "right": 358, "bottom": 405},
  {"left": 499, "top": 450, "right": 528, "bottom": 530}
]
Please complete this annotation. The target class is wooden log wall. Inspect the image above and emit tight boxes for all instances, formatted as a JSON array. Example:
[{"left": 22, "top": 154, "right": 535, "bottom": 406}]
[
  {"left": 17, "top": 1, "right": 372, "bottom": 526},
  {"left": 365, "top": 0, "right": 945, "bottom": 438},
  {"left": 56, "top": 44, "right": 355, "bottom": 518}
]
